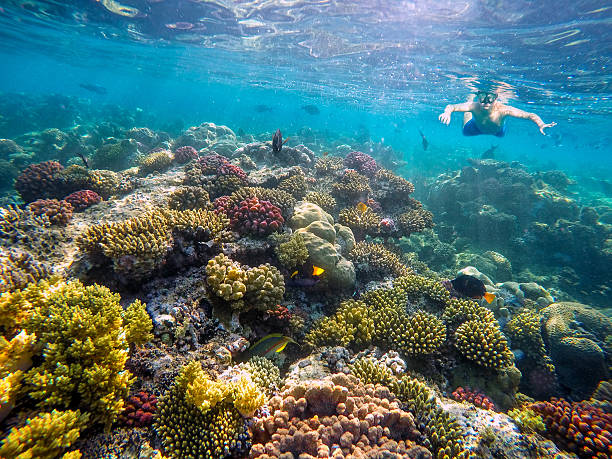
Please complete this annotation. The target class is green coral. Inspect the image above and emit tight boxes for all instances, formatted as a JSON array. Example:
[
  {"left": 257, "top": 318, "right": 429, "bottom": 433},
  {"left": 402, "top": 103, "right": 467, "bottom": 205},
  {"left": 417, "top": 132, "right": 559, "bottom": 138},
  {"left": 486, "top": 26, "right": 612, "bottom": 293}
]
[
  {"left": 348, "top": 358, "right": 395, "bottom": 387},
  {"left": 205, "top": 254, "right": 284, "bottom": 313},
  {"left": 385, "top": 310, "right": 446, "bottom": 356},
  {"left": 4, "top": 279, "right": 153, "bottom": 429},
  {"left": 0, "top": 409, "right": 89, "bottom": 459},
  {"left": 394, "top": 273, "right": 450, "bottom": 305},
  {"left": 275, "top": 233, "right": 309, "bottom": 270},
  {"left": 278, "top": 174, "right": 307, "bottom": 199},
  {"left": 455, "top": 320, "right": 514, "bottom": 369},
  {"left": 305, "top": 300, "right": 375, "bottom": 348},
  {"left": 303, "top": 191, "right": 336, "bottom": 213},
  {"left": 168, "top": 186, "right": 210, "bottom": 210},
  {"left": 507, "top": 407, "right": 545, "bottom": 433},
  {"left": 349, "top": 241, "right": 411, "bottom": 278},
  {"left": 92, "top": 139, "right": 137, "bottom": 171},
  {"left": 239, "top": 357, "right": 282, "bottom": 395},
  {"left": 154, "top": 361, "right": 252, "bottom": 458},
  {"left": 505, "top": 310, "right": 547, "bottom": 359},
  {"left": 443, "top": 298, "right": 495, "bottom": 325},
  {"left": 138, "top": 149, "right": 173, "bottom": 176}
]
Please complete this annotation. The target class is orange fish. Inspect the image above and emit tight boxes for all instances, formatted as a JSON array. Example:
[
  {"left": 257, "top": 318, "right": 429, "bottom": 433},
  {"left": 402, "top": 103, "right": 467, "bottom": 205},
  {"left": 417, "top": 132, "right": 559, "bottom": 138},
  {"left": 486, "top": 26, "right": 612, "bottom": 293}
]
[
  {"left": 312, "top": 266, "right": 325, "bottom": 276},
  {"left": 357, "top": 202, "right": 368, "bottom": 214}
]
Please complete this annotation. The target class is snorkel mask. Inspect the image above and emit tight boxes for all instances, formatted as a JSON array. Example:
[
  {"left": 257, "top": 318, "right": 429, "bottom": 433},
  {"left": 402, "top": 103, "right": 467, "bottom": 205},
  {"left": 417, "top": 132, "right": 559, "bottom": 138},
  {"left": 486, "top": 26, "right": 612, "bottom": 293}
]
[{"left": 477, "top": 91, "right": 498, "bottom": 104}]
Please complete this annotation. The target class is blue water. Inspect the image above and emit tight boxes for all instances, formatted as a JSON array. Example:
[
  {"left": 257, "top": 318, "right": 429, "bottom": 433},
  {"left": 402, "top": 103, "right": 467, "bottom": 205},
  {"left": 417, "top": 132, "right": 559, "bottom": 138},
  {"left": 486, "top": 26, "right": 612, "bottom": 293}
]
[{"left": 1, "top": 0, "right": 611, "bottom": 175}]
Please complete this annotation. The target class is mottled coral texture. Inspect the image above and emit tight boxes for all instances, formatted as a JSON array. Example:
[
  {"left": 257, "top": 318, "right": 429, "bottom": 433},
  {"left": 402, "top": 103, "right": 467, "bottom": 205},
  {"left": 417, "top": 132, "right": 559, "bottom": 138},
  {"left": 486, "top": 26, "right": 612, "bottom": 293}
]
[{"left": 228, "top": 196, "right": 284, "bottom": 236}]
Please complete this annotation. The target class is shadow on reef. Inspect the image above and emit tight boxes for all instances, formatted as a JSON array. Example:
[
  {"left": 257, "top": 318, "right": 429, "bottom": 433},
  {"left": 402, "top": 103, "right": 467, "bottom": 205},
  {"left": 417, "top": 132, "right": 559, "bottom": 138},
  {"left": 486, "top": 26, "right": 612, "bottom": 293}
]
[{"left": 1, "top": 112, "right": 610, "bottom": 459}]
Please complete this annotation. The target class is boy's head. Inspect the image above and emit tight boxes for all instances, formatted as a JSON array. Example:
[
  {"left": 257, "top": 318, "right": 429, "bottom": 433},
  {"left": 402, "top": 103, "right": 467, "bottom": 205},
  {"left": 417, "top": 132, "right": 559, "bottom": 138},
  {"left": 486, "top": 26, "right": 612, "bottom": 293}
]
[{"left": 476, "top": 90, "right": 498, "bottom": 108}]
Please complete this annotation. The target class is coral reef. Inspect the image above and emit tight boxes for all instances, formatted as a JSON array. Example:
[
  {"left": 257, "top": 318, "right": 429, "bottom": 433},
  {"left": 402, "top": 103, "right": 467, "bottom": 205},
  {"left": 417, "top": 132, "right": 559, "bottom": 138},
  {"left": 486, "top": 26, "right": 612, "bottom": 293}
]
[
  {"left": 28, "top": 198, "right": 73, "bottom": 225},
  {"left": 332, "top": 169, "right": 371, "bottom": 203},
  {"left": 451, "top": 387, "right": 496, "bottom": 411},
  {"left": 338, "top": 204, "right": 381, "bottom": 240},
  {"left": 277, "top": 173, "right": 307, "bottom": 199},
  {"left": 138, "top": 148, "right": 173, "bottom": 176},
  {"left": 14, "top": 160, "right": 64, "bottom": 203},
  {"left": 305, "top": 300, "right": 375, "bottom": 348},
  {"left": 239, "top": 357, "right": 282, "bottom": 395},
  {"left": 63, "top": 189, "right": 102, "bottom": 211},
  {"left": 229, "top": 187, "right": 296, "bottom": 219},
  {"left": 173, "top": 145, "right": 198, "bottom": 163},
  {"left": 349, "top": 242, "right": 411, "bottom": 279},
  {"left": 303, "top": 191, "right": 336, "bottom": 213},
  {"left": 0, "top": 247, "right": 48, "bottom": 293},
  {"left": 507, "top": 406, "right": 545, "bottom": 433},
  {"left": 454, "top": 320, "right": 514, "bottom": 369},
  {"left": 228, "top": 196, "right": 285, "bottom": 236},
  {"left": 119, "top": 391, "right": 158, "bottom": 427},
  {"left": 274, "top": 233, "right": 309, "bottom": 270},
  {"left": 398, "top": 208, "right": 435, "bottom": 236},
  {"left": 167, "top": 185, "right": 210, "bottom": 210},
  {"left": 92, "top": 138, "right": 137, "bottom": 171},
  {"left": 343, "top": 150, "right": 378, "bottom": 176},
  {"left": 531, "top": 398, "right": 612, "bottom": 458}
]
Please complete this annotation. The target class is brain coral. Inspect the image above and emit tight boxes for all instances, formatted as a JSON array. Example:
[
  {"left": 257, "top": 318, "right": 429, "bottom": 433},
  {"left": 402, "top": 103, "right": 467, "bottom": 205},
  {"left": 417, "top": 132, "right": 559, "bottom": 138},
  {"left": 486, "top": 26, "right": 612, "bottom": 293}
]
[
  {"left": 249, "top": 373, "right": 427, "bottom": 459},
  {"left": 15, "top": 161, "right": 64, "bottom": 203}
]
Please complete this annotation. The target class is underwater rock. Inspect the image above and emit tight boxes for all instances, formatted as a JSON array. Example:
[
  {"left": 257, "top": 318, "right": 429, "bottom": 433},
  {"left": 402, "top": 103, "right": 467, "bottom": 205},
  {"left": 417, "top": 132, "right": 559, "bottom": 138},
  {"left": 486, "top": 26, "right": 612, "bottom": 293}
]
[
  {"left": 174, "top": 122, "right": 237, "bottom": 152},
  {"left": 541, "top": 302, "right": 612, "bottom": 399}
]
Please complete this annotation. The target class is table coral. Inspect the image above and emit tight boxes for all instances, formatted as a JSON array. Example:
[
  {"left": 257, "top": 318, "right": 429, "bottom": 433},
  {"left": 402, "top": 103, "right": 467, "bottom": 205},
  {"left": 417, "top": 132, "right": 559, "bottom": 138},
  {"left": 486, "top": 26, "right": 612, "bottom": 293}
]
[
  {"left": 228, "top": 196, "right": 285, "bottom": 236},
  {"left": 63, "top": 189, "right": 102, "bottom": 211},
  {"left": 14, "top": 160, "right": 64, "bottom": 203},
  {"left": 28, "top": 198, "right": 73, "bottom": 225},
  {"left": 249, "top": 373, "right": 426, "bottom": 459},
  {"left": 531, "top": 398, "right": 612, "bottom": 458},
  {"left": 0, "top": 409, "right": 89, "bottom": 459}
]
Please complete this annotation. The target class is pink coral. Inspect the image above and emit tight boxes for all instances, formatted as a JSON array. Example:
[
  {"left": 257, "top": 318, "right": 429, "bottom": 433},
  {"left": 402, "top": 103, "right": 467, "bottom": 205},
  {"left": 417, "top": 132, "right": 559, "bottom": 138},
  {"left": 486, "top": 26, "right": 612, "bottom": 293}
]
[
  {"left": 218, "top": 163, "right": 248, "bottom": 182},
  {"left": 119, "top": 391, "right": 158, "bottom": 427},
  {"left": 63, "top": 189, "right": 102, "bottom": 211},
  {"left": 213, "top": 195, "right": 233, "bottom": 215},
  {"left": 15, "top": 160, "right": 64, "bottom": 203},
  {"left": 228, "top": 197, "right": 284, "bottom": 236},
  {"left": 343, "top": 151, "right": 378, "bottom": 176},
  {"left": 451, "top": 387, "right": 496, "bottom": 411},
  {"left": 195, "top": 153, "right": 231, "bottom": 175},
  {"left": 173, "top": 145, "right": 199, "bottom": 163},
  {"left": 28, "top": 199, "right": 73, "bottom": 225}
]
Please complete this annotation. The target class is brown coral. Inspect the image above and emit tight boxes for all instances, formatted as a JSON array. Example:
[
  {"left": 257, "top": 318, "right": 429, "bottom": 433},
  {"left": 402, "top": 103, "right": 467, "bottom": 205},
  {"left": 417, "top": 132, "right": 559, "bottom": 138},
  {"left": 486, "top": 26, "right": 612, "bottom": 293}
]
[
  {"left": 398, "top": 208, "right": 434, "bottom": 236},
  {"left": 27, "top": 199, "right": 73, "bottom": 226},
  {"left": 15, "top": 161, "right": 64, "bottom": 203}
]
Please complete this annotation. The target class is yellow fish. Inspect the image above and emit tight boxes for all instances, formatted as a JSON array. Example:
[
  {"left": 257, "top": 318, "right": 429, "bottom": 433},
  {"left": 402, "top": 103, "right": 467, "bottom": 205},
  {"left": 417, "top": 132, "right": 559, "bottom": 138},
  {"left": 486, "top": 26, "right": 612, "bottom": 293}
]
[
  {"left": 312, "top": 266, "right": 325, "bottom": 276},
  {"left": 291, "top": 270, "right": 299, "bottom": 278},
  {"left": 357, "top": 202, "right": 368, "bottom": 214}
]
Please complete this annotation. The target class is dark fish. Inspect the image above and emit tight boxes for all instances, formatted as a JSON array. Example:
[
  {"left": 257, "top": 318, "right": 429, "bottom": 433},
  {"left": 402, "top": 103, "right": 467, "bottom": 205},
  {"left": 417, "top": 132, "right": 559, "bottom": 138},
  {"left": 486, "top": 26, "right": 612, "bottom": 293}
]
[
  {"left": 301, "top": 105, "right": 320, "bottom": 115},
  {"left": 272, "top": 129, "right": 289, "bottom": 153},
  {"left": 77, "top": 151, "right": 89, "bottom": 168},
  {"left": 234, "top": 334, "right": 297, "bottom": 362},
  {"left": 418, "top": 129, "right": 429, "bottom": 150},
  {"left": 450, "top": 274, "right": 495, "bottom": 304},
  {"left": 481, "top": 145, "right": 498, "bottom": 159},
  {"left": 254, "top": 104, "right": 273, "bottom": 113},
  {"left": 285, "top": 265, "right": 324, "bottom": 288},
  {"left": 79, "top": 83, "right": 107, "bottom": 95}
]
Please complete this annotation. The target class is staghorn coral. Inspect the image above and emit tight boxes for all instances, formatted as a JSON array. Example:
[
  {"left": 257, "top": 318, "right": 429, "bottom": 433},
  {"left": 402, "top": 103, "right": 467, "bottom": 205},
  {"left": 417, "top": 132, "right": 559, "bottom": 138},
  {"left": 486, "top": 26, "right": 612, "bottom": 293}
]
[
  {"left": 228, "top": 196, "right": 284, "bottom": 236},
  {"left": 168, "top": 185, "right": 210, "bottom": 210},
  {"left": 338, "top": 205, "right": 381, "bottom": 240},
  {"left": 455, "top": 320, "right": 514, "bottom": 369},
  {"left": 451, "top": 387, "right": 496, "bottom": 411},
  {"left": 343, "top": 150, "right": 378, "bottom": 176},
  {"left": 274, "top": 233, "right": 309, "bottom": 270},
  {"left": 18, "top": 279, "right": 152, "bottom": 428},
  {"left": 305, "top": 300, "right": 375, "bottom": 348},
  {"left": 63, "top": 189, "right": 102, "bottom": 211},
  {"left": 0, "top": 247, "right": 48, "bottom": 294},
  {"left": 173, "top": 145, "right": 198, "bottom": 163},
  {"left": 277, "top": 173, "right": 307, "bottom": 199},
  {"left": 138, "top": 148, "right": 173, "bottom": 176},
  {"left": 119, "top": 391, "right": 157, "bottom": 427},
  {"left": 531, "top": 398, "right": 612, "bottom": 458},
  {"left": 239, "top": 357, "right": 282, "bottom": 396},
  {"left": 14, "top": 160, "right": 64, "bottom": 203},
  {"left": 28, "top": 198, "right": 73, "bottom": 225},
  {"left": 507, "top": 407, "right": 545, "bottom": 434},
  {"left": 398, "top": 208, "right": 435, "bottom": 235},
  {"left": 0, "top": 409, "right": 89, "bottom": 459},
  {"left": 205, "top": 254, "right": 284, "bottom": 313},
  {"left": 249, "top": 373, "right": 426, "bottom": 459},
  {"left": 303, "top": 191, "right": 336, "bottom": 213},
  {"left": 349, "top": 241, "right": 411, "bottom": 278},
  {"left": 332, "top": 169, "right": 371, "bottom": 203}
]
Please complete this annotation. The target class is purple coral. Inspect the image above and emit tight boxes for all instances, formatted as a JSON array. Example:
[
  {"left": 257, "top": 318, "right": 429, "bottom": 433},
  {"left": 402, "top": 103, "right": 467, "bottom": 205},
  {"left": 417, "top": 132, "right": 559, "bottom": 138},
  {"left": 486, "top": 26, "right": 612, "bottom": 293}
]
[
  {"left": 343, "top": 151, "right": 378, "bottom": 176},
  {"left": 228, "top": 196, "right": 284, "bottom": 236},
  {"left": 173, "top": 145, "right": 199, "bottom": 163},
  {"left": 15, "top": 160, "right": 64, "bottom": 203}
]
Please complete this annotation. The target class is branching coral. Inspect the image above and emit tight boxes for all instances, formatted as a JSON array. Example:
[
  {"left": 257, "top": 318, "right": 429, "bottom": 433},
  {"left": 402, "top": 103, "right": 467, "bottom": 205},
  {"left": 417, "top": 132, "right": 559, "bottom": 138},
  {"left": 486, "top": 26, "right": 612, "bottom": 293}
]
[
  {"left": 278, "top": 174, "right": 307, "bottom": 199},
  {"left": 507, "top": 407, "right": 545, "bottom": 433},
  {"left": 229, "top": 187, "right": 296, "bottom": 219},
  {"left": 168, "top": 186, "right": 210, "bottom": 210},
  {"left": 505, "top": 309, "right": 548, "bottom": 359},
  {"left": 304, "top": 300, "right": 375, "bottom": 348},
  {"left": 154, "top": 361, "right": 253, "bottom": 458},
  {"left": 239, "top": 357, "right": 282, "bottom": 395},
  {"left": 394, "top": 273, "right": 451, "bottom": 305},
  {"left": 338, "top": 205, "right": 381, "bottom": 240},
  {"left": 332, "top": 169, "right": 371, "bottom": 203},
  {"left": 455, "top": 320, "right": 514, "bottom": 369},
  {"left": 28, "top": 199, "right": 73, "bottom": 225},
  {"left": 205, "top": 254, "right": 284, "bottom": 313},
  {"left": 314, "top": 155, "right": 343, "bottom": 175},
  {"left": 343, "top": 150, "right": 378, "bottom": 176},
  {"left": 349, "top": 241, "right": 411, "bottom": 278},
  {"left": 138, "top": 148, "right": 173, "bottom": 176},
  {"left": 373, "top": 169, "right": 415, "bottom": 199},
  {"left": 451, "top": 387, "right": 496, "bottom": 411},
  {"left": 398, "top": 208, "right": 434, "bottom": 236},
  {"left": 119, "top": 391, "right": 157, "bottom": 427},
  {"left": 0, "top": 409, "right": 89, "bottom": 459},
  {"left": 184, "top": 154, "right": 248, "bottom": 198},
  {"left": 173, "top": 145, "right": 198, "bottom": 163},
  {"left": 0, "top": 247, "right": 48, "bottom": 294},
  {"left": 274, "top": 233, "right": 309, "bottom": 270},
  {"left": 303, "top": 191, "right": 336, "bottom": 213},
  {"left": 384, "top": 310, "right": 446, "bottom": 356}
]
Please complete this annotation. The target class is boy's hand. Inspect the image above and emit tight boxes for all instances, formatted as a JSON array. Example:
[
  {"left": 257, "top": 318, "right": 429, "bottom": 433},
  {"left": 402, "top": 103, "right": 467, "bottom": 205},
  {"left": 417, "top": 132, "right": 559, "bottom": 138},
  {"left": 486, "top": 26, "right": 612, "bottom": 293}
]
[
  {"left": 439, "top": 109, "right": 452, "bottom": 125},
  {"left": 539, "top": 122, "right": 557, "bottom": 135}
]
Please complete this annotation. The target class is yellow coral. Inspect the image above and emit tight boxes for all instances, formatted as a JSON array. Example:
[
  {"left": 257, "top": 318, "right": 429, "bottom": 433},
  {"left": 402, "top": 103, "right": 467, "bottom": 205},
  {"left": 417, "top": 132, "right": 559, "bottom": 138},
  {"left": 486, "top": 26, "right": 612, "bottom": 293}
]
[
  {"left": 138, "top": 149, "right": 173, "bottom": 176},
  {"left": 278, "top": 174, "right": 307, "bottom": 199},
  {"left": 349, "top": 242, "right": 411, "bottom": 278},
  {"left": 338, "top": 205, "right": 381, "bottom": 239},
  {"left": 303, "top": 191, "right": 336, "bottom": 213},
  {"left": 305, "top": 300, "right": 375, "bottom": 348},
  {"left": 232, "top": 376, "right": 266, "bottom": 417},
  {"left": 275, "top": 233, "right": 309, "bottom": 270},
  {"left": 394, "top": 273, "right": 450, "bottom": 305},
  {"left": 455, "top": 320, "right": 513, "bottom": 369}
]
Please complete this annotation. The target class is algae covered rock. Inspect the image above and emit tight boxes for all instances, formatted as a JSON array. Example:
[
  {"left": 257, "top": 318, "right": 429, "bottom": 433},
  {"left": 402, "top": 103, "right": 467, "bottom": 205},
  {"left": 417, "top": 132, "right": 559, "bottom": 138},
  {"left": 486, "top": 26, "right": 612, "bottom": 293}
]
[
  {"left": 290, "top": 202, "right": 356, "bottom": 289},
  {"left": 541, "top": 301, "right": 612, "bottom": 398}
]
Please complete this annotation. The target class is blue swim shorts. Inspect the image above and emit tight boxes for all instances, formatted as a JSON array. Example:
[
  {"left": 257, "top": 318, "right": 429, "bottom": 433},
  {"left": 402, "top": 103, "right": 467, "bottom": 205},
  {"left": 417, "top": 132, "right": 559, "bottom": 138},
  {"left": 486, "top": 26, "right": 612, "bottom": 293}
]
[{"left": 462, "top": 119, "right": 506, "bottom": 137}]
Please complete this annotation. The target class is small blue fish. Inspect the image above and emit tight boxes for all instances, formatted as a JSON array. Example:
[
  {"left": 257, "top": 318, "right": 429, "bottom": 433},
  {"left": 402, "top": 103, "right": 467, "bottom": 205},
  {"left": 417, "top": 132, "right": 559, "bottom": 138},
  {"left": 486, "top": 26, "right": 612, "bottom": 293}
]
[{"left": 512, "top": 349, "right": 525, "bottom": 361}]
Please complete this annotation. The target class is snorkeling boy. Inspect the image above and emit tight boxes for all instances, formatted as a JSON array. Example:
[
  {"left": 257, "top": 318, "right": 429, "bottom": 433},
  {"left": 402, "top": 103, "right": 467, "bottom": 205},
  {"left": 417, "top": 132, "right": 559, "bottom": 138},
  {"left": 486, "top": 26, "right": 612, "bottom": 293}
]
[{"left": 438, "top": 91, "right": 557, "bottom": 137}]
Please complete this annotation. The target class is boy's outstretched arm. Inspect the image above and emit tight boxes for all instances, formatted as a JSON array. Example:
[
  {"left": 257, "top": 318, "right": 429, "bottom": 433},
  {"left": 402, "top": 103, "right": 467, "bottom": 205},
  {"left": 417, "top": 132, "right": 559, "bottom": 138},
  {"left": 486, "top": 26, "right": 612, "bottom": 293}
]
[
  {"left": 438, "top": 102, "right": 476, "bottom": 125},
  {"left": 503, "top": 106, "right": 557, "bottom": 135}
]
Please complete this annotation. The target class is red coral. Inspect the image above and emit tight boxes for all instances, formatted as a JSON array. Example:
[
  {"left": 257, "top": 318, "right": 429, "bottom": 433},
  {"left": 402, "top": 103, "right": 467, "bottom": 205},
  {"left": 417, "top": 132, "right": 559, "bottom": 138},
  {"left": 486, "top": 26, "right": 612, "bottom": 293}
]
[
  {"left": 451, "top": 387, "right": 496, "bottom": 411},
  {"left": 531, "top": 398, "right": 612, "bottom": 458},
  {"left": 213, "top": 195, "right": 232, "bottom": 215},
  {"left": 218, "top": 163, "right": 247, "bottom": 182},
  {"left": 266, "top": 304, "right": 292, "bottom": 322},
  {"left": 343, "top": 151, "right": 378, "bottom": 176},
  {"left": 195, "top": 153, "right": 231, "bottom": 175},
  {"left": 15, "top": 160, "right": 64, "bottom": 203},
  {"left": 174, "top": 145, "right": 199, "bottom": 163},
  {"left": 119, "top": 391, "right": 158, "bottom": 427},
  {"left": 228, "top": 197, "right": 284, "bottom": 236},
  {"left": 28, "top": 199, "right": 73, "bottom": 225},
  {"left": 63, "top": 189, "right": 102, "bottom": 211}
]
